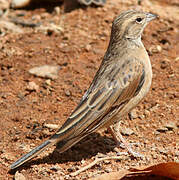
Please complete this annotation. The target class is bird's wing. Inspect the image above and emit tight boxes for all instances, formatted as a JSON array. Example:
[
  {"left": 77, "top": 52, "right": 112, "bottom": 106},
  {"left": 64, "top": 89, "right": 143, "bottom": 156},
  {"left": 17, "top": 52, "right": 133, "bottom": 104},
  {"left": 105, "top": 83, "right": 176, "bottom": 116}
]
[{"left": 51, "top": 58, "right": 145, "bottom": 142}]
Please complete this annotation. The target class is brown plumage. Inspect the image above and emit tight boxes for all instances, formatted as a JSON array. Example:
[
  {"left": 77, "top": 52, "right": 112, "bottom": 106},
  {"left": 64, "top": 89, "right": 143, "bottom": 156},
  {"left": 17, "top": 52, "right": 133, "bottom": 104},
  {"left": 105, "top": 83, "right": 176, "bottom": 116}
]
[{"left": 10, "top": 10, "right": 157, "bottom": 169}]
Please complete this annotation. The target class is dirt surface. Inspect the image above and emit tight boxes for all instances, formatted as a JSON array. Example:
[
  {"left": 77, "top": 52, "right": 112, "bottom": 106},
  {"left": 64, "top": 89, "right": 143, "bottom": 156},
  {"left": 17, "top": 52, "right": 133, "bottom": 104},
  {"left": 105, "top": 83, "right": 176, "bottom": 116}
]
[{"left": 0, "top": 0, "right": 178, "bottom": 179}]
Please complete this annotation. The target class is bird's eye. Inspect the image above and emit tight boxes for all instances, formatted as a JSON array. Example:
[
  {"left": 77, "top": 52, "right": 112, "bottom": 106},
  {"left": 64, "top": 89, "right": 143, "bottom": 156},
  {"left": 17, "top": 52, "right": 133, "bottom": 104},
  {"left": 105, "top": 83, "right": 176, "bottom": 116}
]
[{"left": 136, "top": 17, "right": 143, "bottom": 23}]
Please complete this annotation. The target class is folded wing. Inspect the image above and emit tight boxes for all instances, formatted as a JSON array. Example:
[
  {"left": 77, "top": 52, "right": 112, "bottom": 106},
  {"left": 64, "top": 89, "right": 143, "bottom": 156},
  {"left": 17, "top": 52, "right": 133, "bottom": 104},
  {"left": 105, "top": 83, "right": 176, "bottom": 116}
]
[{"left": 51, "top": 58, "right": 145, "bottom": 151}]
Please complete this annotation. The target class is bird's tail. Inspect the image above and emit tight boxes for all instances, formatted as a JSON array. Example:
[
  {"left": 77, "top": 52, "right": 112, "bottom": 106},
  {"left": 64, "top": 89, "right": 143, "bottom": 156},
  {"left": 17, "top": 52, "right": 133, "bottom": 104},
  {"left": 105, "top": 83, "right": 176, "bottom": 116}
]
[
  {"left": 10, "top": 133, "right": 86, "bottom": 169},
  {"left": 10, "top": 139, "right": 54, "bottom": 169}
]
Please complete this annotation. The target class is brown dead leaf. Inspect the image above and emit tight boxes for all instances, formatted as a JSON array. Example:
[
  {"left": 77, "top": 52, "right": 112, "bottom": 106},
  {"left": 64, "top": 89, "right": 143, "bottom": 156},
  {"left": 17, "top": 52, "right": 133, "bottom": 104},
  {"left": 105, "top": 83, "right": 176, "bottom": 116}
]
[
  {"left": 91, "top": 162, "right": 179, "bottom": 180},
  {"left": 134, "top": 162, "right": 179, "bottom": 180}
]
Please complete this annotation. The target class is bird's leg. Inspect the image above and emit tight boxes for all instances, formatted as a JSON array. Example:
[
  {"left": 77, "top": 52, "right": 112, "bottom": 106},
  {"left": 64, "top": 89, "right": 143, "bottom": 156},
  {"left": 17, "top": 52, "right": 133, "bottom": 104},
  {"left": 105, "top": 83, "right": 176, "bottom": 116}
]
[{"left": 108, "top": 123, "right": 143, "bottom": 158}]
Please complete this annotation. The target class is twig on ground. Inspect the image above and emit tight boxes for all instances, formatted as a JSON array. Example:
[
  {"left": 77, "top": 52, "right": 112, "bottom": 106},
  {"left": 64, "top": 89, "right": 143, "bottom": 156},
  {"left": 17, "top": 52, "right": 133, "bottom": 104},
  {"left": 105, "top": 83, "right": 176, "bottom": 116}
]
[
  {"left": 70, "top": 155, "right": 124, "bottom": 176},
  {"left": 10, "top": 18, "right": 41, "bottom": 27}
]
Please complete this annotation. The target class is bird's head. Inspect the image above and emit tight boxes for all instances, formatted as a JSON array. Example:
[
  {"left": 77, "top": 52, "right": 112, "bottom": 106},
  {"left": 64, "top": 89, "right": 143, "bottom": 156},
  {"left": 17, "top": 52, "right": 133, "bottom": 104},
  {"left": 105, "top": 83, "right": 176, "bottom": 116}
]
[{"left": 111, "top": 10, "right": 157, "bottom": 41}]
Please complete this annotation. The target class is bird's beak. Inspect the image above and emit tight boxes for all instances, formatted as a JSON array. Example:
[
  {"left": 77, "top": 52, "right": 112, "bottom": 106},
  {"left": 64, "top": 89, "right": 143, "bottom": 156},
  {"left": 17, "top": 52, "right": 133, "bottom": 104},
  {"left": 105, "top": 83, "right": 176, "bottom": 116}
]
[{"left": 146, "top": 12, "right": 158, "bottom": 22}]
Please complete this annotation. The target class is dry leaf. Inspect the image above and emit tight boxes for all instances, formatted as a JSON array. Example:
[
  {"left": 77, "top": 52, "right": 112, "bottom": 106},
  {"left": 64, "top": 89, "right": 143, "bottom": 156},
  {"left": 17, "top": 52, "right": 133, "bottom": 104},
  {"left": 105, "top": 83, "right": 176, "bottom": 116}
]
[{"left": 91, "top": 162, "right": 179, "bottom": 180}]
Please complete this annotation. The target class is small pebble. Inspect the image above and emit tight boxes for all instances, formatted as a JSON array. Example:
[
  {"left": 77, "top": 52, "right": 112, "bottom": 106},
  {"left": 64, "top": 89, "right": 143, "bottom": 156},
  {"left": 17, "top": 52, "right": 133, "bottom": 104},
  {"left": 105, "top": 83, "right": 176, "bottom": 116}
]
[
  {"left": 174, "top": 157, "right": 179, "bottom": 163},
  {"left": 149, "top": 45, "right": 162, "bottom": 54},
  {"left": 175, "top": 57, "right": 179, "bottom": 61},
  {"left": 155, "top": 131, "right": 160, "bottom": 135},
  {"left": 120, "top": 127, "right": 134, "bottom": 136},
  {"left": 104, "top": 168, "right": 112, "bottom": 173},
  {"left": 14, "top": 171, "right": 26, "bottom": 180},
  {"left": 29, "top": 65, "right": 60, "bottom": 80},
  {"left": 129, "top": 109, "right": 138, "bottom": 120},
  {"left": 1, "top": 153, "right": 14, "bottom": 161},
  {"left": 65, "top": 89, "right": 71, "bottom": 97},
  {"left": 26, "top": 81, "right": 39, "bottom": 91},
  {"left": 45, "top": 79, "right": 51, "bottom": 86},
  {"left": 44, "top": 123, "right": 59, "bottom": 129},
  {"left": 85, "top": 44, "right": 91, "bottom": 52},
  {"left": 160, "top": 59, "right": 170, "bottom": 69},
  {"left": 96, "top": 153, "right": 106, "bottom": 158},
  {"left": 156, "top": 127, "right": 168, "bottom": 132},
  {"left": 165, "top": 122, "right": 177, "bottom": 130},
  {"left": 103, "top": 160, "right": 110, "bottom": 164},
  {"left": 158, "top": 148, "right": 168, "bottom": 155},
  {"left": 156, "top": 45, "right": 162, "bottom": 52},
  {"left": 81, "top": 159, "right": 85, "bottom": 164},
  {"left": 50, "top": 165, "right": 62, "bottom": 172},
  {"left": 156, "top": 136, "right": 161, "bottom": 141},
  {"left": 42, "top": 129, "right": 50, "bottom": 136},
  {"left": 11, "top": 0, "right": 30, "bottom": 8},
  {"left": 54, "top": 6, "right": 60, "bottom": 15},
  {"left": 67, "top": 167, "right": 75, "bottom": 172},
  {"left": 139, "top": 114, "right": 145, "bottom": 119},
  {"left": 152, "top": 154, "right": 158, "bottom": 159},
  {"left": 144, "top": 109, "right": 150, "bottom": 117}
]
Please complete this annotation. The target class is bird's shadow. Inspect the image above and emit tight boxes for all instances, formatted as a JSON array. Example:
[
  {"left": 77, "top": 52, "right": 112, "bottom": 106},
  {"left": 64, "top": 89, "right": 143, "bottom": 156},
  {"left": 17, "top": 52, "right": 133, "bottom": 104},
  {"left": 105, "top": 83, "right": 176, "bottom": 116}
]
[{"left": 9, "top": 132, "right": 117, "bottom": 174}]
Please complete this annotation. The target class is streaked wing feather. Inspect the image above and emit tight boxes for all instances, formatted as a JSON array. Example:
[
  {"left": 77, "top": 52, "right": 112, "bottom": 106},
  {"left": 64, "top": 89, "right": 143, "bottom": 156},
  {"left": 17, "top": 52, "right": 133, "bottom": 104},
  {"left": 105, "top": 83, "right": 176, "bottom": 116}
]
[{"left": 51, "top": 59, "right": 145, "bottom": 144}]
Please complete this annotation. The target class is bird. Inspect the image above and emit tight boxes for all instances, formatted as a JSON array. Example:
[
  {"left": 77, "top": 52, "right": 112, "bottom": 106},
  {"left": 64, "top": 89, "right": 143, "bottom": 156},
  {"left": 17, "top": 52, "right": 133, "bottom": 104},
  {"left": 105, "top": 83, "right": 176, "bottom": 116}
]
[{"left": 10, "top": 10, "right": 157, "bottom": 169}]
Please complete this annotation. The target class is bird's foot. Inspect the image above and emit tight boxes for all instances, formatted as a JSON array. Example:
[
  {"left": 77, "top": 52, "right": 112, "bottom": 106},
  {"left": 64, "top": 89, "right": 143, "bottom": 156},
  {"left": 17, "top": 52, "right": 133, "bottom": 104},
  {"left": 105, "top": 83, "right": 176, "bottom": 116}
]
[
  {"left": 117, "top": 142, "right": 144, "bottom": 158},
  {"left": 108, "top": 126, "right": 144, "bottom": 159}
]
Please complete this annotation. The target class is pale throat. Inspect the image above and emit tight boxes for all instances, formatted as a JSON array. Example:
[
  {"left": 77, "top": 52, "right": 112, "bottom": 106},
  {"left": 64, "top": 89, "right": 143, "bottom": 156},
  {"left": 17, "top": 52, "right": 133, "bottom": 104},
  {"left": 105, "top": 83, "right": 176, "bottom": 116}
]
[{"left": 126, "top": 35, "right": 143, "bottom": 48}]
